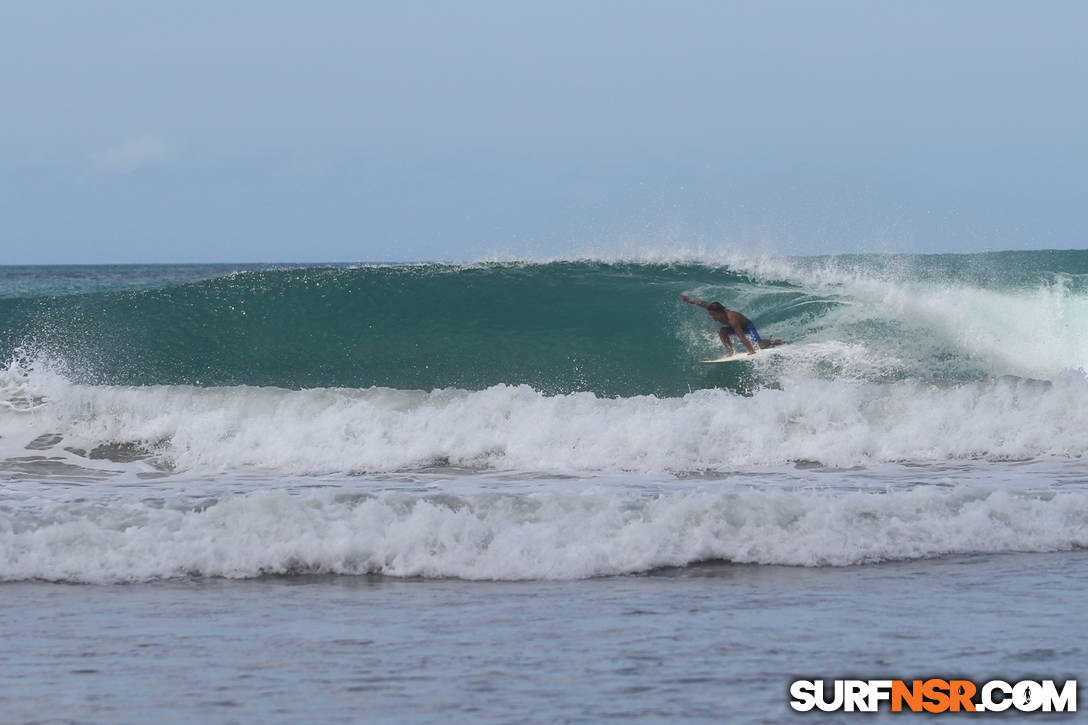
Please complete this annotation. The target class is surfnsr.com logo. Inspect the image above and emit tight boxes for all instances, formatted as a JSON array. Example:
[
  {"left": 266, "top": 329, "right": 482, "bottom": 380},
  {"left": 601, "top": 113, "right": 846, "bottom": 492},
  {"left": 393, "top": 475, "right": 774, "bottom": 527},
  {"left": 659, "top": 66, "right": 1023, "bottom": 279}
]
[{"left": 790, "top": 679, "right": 1077, "bottom": 713}]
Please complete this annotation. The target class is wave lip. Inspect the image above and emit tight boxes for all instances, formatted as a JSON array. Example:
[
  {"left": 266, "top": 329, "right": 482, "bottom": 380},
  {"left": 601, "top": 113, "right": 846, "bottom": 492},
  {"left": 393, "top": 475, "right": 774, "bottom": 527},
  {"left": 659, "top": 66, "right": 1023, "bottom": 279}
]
[{"left": 2, "top": 487, "right": 1086, "bottom": 583}]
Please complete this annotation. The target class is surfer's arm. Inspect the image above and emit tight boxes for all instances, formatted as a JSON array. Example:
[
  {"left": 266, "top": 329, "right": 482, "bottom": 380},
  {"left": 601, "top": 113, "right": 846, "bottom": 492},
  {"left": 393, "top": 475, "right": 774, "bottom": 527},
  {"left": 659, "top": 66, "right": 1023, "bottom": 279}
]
[{"left": 680, "top": 295, "right": 710, "bottom": 308}]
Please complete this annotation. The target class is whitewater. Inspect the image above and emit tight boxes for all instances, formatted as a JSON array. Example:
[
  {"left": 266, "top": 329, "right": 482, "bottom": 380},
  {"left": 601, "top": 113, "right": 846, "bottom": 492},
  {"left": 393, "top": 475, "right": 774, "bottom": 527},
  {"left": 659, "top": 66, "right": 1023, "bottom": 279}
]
[
  {"left": 2, "top": 251, "right": 1088, "bottom": 581},
  {"left": 2, "top": 252, "right": 1086, "bottom": 722}
]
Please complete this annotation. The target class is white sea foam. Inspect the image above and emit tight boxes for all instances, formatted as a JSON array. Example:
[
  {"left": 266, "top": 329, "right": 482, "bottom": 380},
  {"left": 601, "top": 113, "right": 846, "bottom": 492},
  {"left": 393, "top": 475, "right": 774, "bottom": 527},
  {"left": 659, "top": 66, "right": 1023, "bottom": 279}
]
[
  {"left": 2, "top": 360, "right": 1086, "bottom": 476},
  {"left": 723, "top": 254, "right": 1088, "bottom": 380},
  {"left": 2, "top": 486, "right": 1085, "bottom": 583}
]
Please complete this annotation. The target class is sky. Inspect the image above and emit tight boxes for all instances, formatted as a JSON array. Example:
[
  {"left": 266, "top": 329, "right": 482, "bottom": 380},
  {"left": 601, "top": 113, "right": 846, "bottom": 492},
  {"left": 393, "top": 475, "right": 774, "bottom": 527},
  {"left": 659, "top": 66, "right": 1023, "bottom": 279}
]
[{"left": 2, "top": 1, "right": 1086, "bottom": 264}]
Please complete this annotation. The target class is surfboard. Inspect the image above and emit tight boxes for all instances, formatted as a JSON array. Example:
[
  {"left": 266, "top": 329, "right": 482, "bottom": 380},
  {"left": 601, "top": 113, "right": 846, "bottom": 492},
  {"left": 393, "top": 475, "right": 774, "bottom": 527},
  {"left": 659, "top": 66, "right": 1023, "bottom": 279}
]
[{"left": 700, "top": 346, "right": 788, "bottom": 364}]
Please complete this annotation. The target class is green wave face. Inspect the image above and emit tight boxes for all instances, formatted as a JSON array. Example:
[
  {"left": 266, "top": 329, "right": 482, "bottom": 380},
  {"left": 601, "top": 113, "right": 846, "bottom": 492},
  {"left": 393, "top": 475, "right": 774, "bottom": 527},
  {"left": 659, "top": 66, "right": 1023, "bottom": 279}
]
[
  {"left": 3, "top": 251, "right": 1086, "bottom": 395},
  {"left": 1, "top": 263, "right": 788, "bottom": 395}
]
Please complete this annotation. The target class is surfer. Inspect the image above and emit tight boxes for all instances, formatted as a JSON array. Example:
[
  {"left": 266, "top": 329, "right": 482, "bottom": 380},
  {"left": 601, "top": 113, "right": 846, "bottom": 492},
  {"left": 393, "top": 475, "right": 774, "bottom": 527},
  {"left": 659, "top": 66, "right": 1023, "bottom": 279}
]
[{"left": 681, "top": 295, "right": 783, "bottom": 355}]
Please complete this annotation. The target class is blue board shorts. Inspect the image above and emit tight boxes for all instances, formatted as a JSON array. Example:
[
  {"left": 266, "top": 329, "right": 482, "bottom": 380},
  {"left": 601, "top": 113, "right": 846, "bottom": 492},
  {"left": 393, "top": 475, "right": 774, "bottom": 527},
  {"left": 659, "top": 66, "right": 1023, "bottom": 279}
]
[{"left": 723, "top": 321, "right": 762, "bottom": 343}]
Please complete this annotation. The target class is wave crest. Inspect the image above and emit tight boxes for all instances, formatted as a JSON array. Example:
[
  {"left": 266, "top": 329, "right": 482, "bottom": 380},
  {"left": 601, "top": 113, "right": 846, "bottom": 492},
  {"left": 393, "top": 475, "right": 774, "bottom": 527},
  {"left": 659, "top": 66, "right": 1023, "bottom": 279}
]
[
  {"left": 3, "top": 363, "right": 1087, "bottom": 475},
  {"left": 3, "top": 486, "right": 1085, "bottom": 583}
]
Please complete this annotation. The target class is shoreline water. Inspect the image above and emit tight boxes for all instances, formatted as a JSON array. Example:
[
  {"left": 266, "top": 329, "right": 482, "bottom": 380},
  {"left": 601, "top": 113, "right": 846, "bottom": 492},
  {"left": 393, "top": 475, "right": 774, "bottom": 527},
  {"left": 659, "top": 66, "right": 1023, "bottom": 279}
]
[{"left": 3, "top": 551, "right": 1084, "bottom": 723}]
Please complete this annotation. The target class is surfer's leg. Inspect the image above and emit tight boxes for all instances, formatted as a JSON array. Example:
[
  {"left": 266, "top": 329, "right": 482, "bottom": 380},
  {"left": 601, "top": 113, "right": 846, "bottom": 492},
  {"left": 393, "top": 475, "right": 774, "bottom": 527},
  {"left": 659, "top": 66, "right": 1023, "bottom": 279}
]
[
  {"left": 717, "top": 327, "right": 736, "bottom": 355},
  {"left": 733, "top": 322, "right": 757, "bottom": 354},
  {"left": 744, "top": 322, "right": 769, "bottom": 348},
  {"left": 746, "top": 322, "right": 783, "bottom": 348}
]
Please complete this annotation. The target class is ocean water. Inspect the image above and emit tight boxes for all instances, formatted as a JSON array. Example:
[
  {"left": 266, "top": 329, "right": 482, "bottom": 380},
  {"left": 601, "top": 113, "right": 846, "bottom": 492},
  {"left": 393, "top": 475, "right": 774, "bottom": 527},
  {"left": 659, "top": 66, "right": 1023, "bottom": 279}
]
[{"left": 1, "top": 251, "right": 1086, "bottom": 722}]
